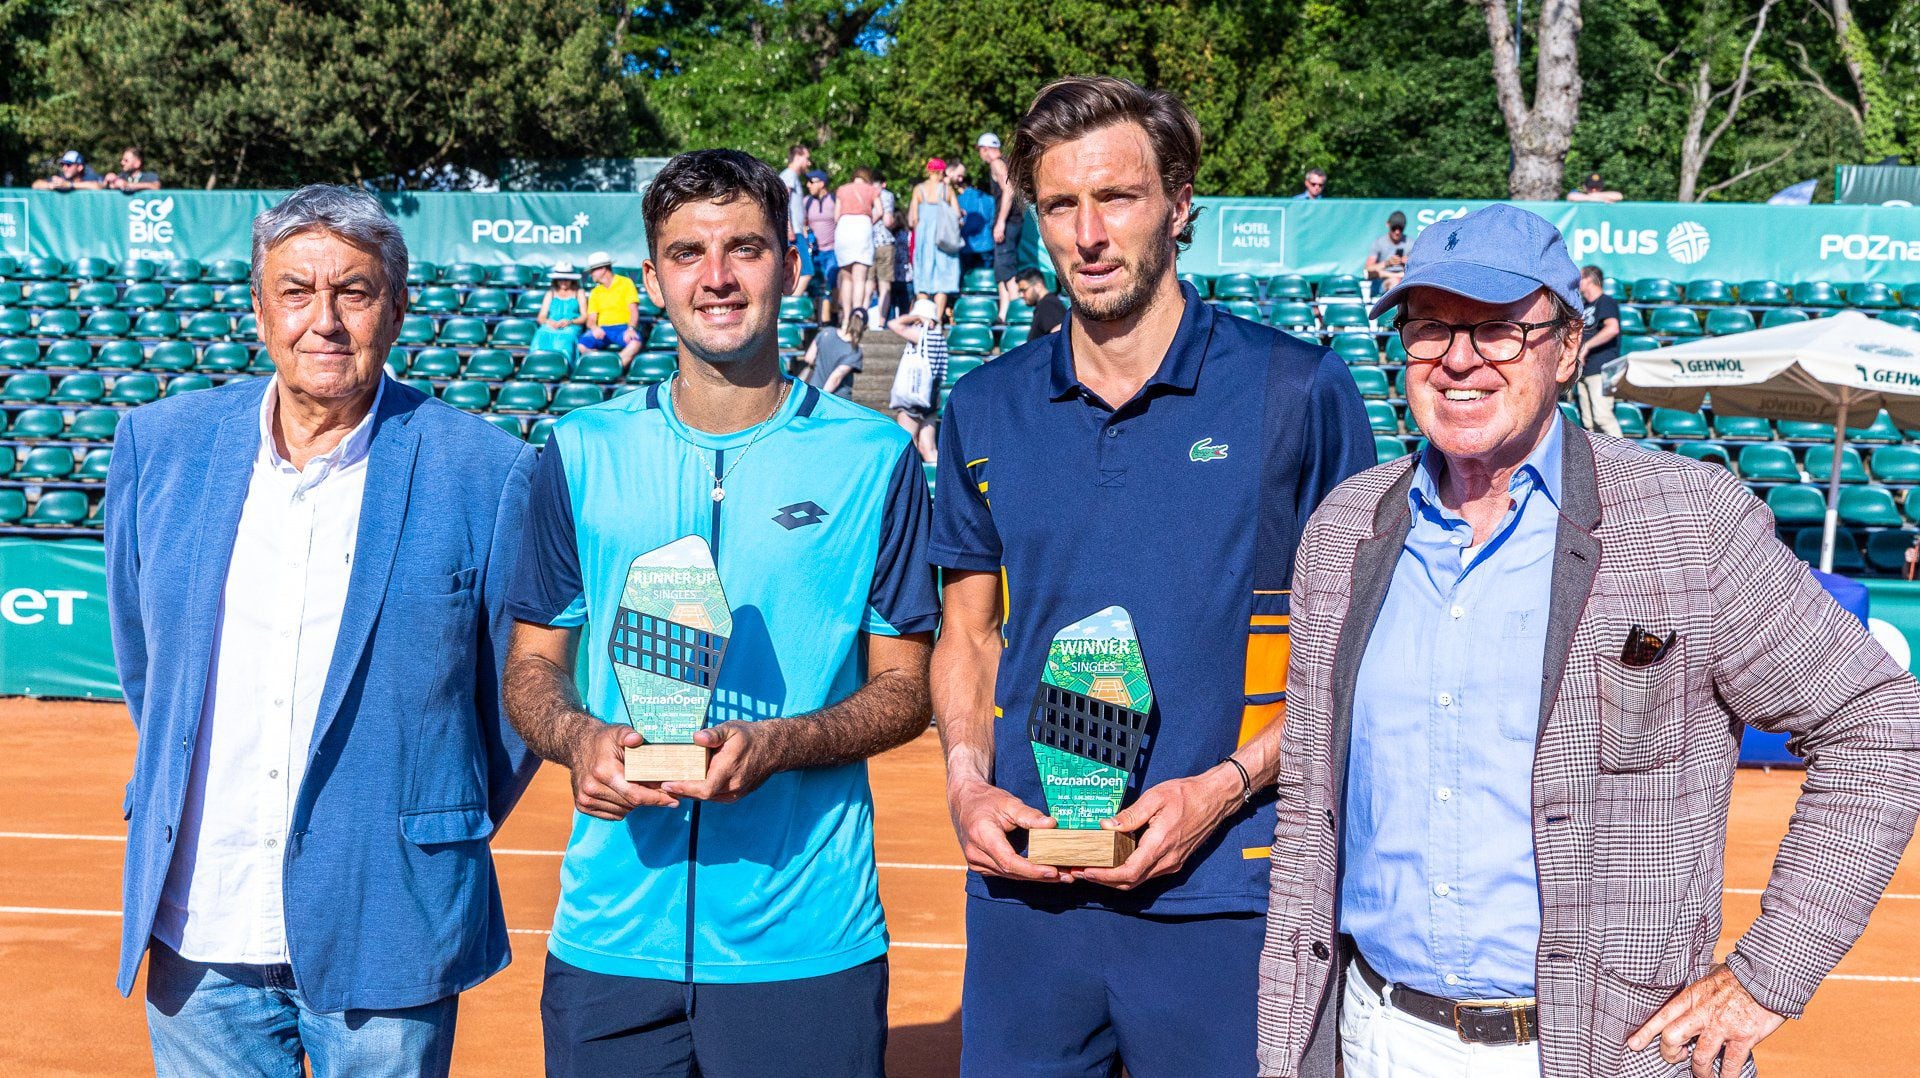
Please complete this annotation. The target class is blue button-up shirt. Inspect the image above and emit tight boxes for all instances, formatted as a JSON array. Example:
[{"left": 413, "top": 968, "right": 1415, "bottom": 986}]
[{"left": 1339, "top": 421, "right": 1563, "bottom": 1000}]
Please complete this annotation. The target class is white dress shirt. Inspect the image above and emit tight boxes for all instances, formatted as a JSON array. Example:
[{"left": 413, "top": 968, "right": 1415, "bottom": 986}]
[{"left": 153, "top": 378, "right": 383, "bottom": 964}]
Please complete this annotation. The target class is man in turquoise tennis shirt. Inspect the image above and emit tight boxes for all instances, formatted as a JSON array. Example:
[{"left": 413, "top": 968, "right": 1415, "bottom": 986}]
[{"left": 502, "top": 149, "right": 938, "bottom": 1078}]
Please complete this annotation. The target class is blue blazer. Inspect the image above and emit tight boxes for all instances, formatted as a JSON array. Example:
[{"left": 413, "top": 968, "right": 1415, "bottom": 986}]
[{"left": 105, "top": 377, "right": 540, "bottom": 1012}]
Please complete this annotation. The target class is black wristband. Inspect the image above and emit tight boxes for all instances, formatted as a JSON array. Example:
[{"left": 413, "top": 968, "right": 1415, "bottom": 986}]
[{"left": 1220, "top": 755, "right": 1254, "bottom": 804}]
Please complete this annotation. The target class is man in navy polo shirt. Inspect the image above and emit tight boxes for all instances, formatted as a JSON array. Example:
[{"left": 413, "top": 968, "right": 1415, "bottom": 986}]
[{"left": 931, "top": 76, "right": 1373, "bottom": 1076}]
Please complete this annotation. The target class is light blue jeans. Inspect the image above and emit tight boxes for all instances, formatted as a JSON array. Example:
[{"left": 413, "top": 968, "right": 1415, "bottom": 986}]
[{"left": 145, "top": 940, "right": 458, "bottom": 1078}]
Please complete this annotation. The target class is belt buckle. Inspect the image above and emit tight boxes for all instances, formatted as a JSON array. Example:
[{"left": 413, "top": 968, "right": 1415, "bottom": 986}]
[{"left": 1451, "top": 1000, "right": 1534, "bottom": 1046}]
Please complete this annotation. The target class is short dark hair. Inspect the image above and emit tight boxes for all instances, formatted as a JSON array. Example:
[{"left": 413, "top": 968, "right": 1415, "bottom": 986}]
[
  {"left": 788, "top": 144, "right": 808, "bottom": 161},
  {"left": 123, "top": 146, "right": 143, "bottom": 161},
  {"left": 1581, "top": 264, "right": 1605, "bottom": 286},
  {"left": 1016, "top": 268, "right": 1048, "bottom": 288},
  {"left": 1009, "top": 75, "right": 1204, "bottom": 246},
  {"left": 642, "top": 149, "right": 789, "bottom": 259}
]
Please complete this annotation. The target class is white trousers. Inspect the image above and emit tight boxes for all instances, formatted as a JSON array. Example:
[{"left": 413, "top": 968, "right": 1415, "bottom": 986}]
[{"left": 1340, "top": 964, "right": 1542, "bottom": 1078}]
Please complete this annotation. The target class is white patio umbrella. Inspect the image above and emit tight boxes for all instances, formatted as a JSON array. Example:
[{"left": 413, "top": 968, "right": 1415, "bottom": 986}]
[{"left": 1613, "top": 310, "right": 1920, "bottom": 573}]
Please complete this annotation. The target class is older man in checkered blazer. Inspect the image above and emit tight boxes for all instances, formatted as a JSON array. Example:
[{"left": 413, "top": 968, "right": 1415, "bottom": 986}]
[{"left": 1256, "top": 204, "right": 1920, "bottom": 1078}]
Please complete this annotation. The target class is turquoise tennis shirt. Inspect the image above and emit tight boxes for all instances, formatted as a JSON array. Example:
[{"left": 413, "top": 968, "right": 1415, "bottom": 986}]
[{"left": 508, "top": 377, "right": 939, "bottom": 983}]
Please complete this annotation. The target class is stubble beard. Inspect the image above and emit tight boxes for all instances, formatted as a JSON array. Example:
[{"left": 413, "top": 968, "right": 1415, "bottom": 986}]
[{"left": 1063, "top": 219, "right": 1176, "bottom": 324}]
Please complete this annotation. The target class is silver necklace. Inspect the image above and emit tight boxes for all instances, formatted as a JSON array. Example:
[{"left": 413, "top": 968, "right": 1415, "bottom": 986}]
[{"left": 673, "top": 376, "right": 791, "bottom": 503}]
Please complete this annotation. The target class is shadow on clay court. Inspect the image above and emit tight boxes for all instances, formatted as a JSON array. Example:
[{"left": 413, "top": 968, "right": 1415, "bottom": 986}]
[{"left": 887, "top": 1008, "right": 962, "bottom": 1077}]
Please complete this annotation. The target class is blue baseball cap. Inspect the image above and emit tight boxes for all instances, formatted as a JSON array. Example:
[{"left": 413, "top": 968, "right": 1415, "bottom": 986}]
[{"left": 1368, "top": 203, "right": 1581, "bottom": 319}]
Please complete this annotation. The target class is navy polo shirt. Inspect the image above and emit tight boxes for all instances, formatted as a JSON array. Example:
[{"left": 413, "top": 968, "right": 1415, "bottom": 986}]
[{"left": 932, "top": 282, "right": 1373, "bottom": 914}]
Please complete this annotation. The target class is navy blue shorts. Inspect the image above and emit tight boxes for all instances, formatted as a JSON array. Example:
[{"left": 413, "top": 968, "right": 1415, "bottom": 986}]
[
  {"left": 961, "top": 897, "right": 1263, "bottom": 1078},
  {"left": 541, "top": 952, "right": 887, "bottom": 1078}
]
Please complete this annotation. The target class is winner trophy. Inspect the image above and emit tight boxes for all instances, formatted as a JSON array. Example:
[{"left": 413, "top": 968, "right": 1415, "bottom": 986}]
[
  {"left": 1025, "top": 605, "right": 1153, "bottom": 868},
  {"left": 608, "top": 535, "right": 732, "bottom": 783}
]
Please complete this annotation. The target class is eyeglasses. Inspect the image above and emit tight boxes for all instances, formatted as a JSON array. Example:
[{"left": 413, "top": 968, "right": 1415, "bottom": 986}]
[{"left": 1395, "top": 317, "right": 1566, "bottom": 364}]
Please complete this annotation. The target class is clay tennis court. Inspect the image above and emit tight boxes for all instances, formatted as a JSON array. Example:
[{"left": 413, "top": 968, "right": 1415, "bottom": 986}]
[{"left": 2, "top": 696, "right": 1915, "bottom": 1075}]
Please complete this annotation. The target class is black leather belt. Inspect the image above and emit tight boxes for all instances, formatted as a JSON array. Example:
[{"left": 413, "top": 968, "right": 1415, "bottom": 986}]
[{"left": 1353, "top": 950, "right": 1537, "bottom": 1046}]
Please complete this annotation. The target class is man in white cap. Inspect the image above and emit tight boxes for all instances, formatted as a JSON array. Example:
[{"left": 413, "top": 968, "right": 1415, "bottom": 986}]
[
  {"left": 975, "top": 132, "right": 1025, "bottom": 323},
  {"left": 577, "top": 251, "right": 644, "bottom": 366},
  {"left": 33, "top": 150, "right": 103, "bottom": 191}
]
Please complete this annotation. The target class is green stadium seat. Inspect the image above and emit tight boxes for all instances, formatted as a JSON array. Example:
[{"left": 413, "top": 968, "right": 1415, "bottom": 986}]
[
  {"left": 163, "top": 259, "right": 204, "bottom": 282},
  {"left": 572, "top": 354, "right": 624, "bottom": 384},
  {"left": 518, "top": 351, "right": 571, "bottom": 381},
  {"left": 1879, "top": 310, "right": 1920, "bottom": 332},
  {"left": 494, "top": 382, "right": 550, "bottom": 413},
  {"left": 464, "top": 349, "right": 515, "bottom": 380},
  {"left": 964, "top": 268, "right": 998, "bottom": 295},
  {"left": 630, "top": 352, "right": 677, "bottom": 383},
  {"left": 0, "top": 308, "right": 30, "bottom": 336},
  {"left": 1266, "top": 275, "right": 1311, "bottom": 300},
  {"left": 527, "top": 417, "right": 557, "bottom": 447},
  {"left": 491, "top": 319, "right": 536, "bottom": 347},
  {"left": 1711, "top": 413, "right": 1772, "bottom": 440},
  {"left": 205, "top": 259, "right": 250, "bottom": 284},
  {"left": 998, "top": 325, "right": 1031, "bottom": 351},
  {"left": 37, "top": 309, "right": 81, "bottom": 338},
  {"left": 1766, "top": 484, "right": 1828, "bottom": 525},
  {"left": 408, "top": 262, "right": 439, "bottom": 285},
  {"left": 1559, "top": 402, "right": 1581, "bottom": 428},
  {"left": 1775, "top": 419, "right": 1835, "bottom": 441},
  {"left": 408, "top": 348, "right": 460, "bottom": 378},
  {"left": 1649, "top": 307, "right": 1702, "bottom": 337},
  {"left": 199, "top": 342, "right": 251, "bottom": 374},
  {"left": 1374, "top": 436, "right": 1409, "bottom": 465},
  {"left": 1321, "top": 303, "right": 1371, "bottom": 331},
  {"left": 1176, "top": 272, "right": 1210, "bottom": 298},
  {"left": 1793, "top": 281, "right": 1843, "bottom": 308},
  {"left": 398, "top": 377, "right": 432, "bottom": 396},
  {"left": 10, "top": 408, "right": 64, "bottom": 438},
  {"left": 645, "top": 322, "right": 680, "bottom": 350},
  {"left": 443, "top": 263, "right": 488, "bottom": 286},
  {"left": 118, "top": 282, "right": 168, "bottom": 310},
  {"left": 1792, "top": 526, "right": 1865, "bottom": 571},
  {"left": 953, "top": 296, "right": 998, "bottom": 324},
  {"left": 26, "top": 489, "right": 90, "bottom": 527},
  {"left": 0, "top": 280, "right": 20, "bottom": 305},
  {"left": 1866, "top": 529, "right": 1917, "bottom": 573},
  {"left": 82, "top": 311, "right": 131, "bottom": 339},
  {"left": 86, "top": 491, "right": 106, "bottom": 526},
  {"left": 550, "top": 383, "right": 607, "bottom": 414},
  {"left": 17, "top": 445, "right": 75, "bottom": 479},
  {"left": 384, "top": 349, "right": 408, "bottom": 377},
  {"left": 1684, "top": 279, "right": 1732, "bottom": 305},
  {"left": 0, "top": 372, "right": 52, "bottom": 402},
  {"left": 45, "top": 340, "right": 92, "bottom": 368},
  {"left": 1850, "top": 411, "right": 1903, "bottom": 444},
  {"left": 1871, "top": 446, "right": 1920, "bottom": 483},
  {"left": 1220, "top": 300, "right": 1262, "bottom": 322},
  {"left": 69, "top": 409, "right": 121, "bottom": 441},
  {"left": 1213, "top": 274, "right": 1259, "bottom": 299},
  {"left": 1805, "top": 446, "right": 1868, "bottom": 484},
  {"left": 22, "top": 256, "right": 65, "bottom": 281},
  {"left": 0, "top": 339, "right": 37, "bottom": 369},
  {"left": 119, "top": 258, "right": 155, "bottom": 282},
  {"left": 97, "top": 340, "right": 143, "bottom": 370},
  {"left": 512, "top": 290, "right": 545, "bottom": 316},
  {"left": 943, "top": 357, "right": 985, "bottom": 389},
  {"left": 1613, "top": 307, "right": 1647, "bottom": 334},
  {"left": 27, "top": 281, "right": 70, "bottom": 309},
  {"left": 1385, "top": 337, "right": 1409, "bottom": 366},
  {"left": 464, "top": 288, "right": 511, "bottom": 316},
  {"left": 1614, "top": 403, "right": 1647, "bottom": 438},
  {"left": 1704, "top": 309, "right": 1755, "bottom": 336},
  {"left": 1849, "top": 282, "right": 1897, "bottom": 309},
  {"left": 216, "top": 285, "right": 251, "bottom": 311},
  {"left": 1674, "top": 442, "right": 1731, "bottom": 469},
  {"left": 1332, "top": 336, "right": 1380, "bottom": 365},
  {"left": 1350, "top": 367, "right": 1390, "bottom": 399},
  {"left": 183, "top": 313, "right": 231, "bottom": 340},
  {"left": 1649, "top": 408, "right": 1709, "bottom": 439},
  {"left": 1619, "top": 336, "right": 1657, "bottom": 355},
  {"left": 414, "top": 286, "right": 460, "bottom": 313},
  {"left": 1738, "top": 280, "right": 1787, "bottom": 306},
  {"left": 234, "top": 313, "right": 257, "bottom": 339},
  {"left": 1365, "top": 400, "right": 1399, "bottom": 435},
  {"left": 134, "top": 311, "right": 181, "bottom": 339},
  {"left": 1270, "top": 302, "right": 1316, "bottom": 331},
  {"left": 483, "top": 414, "right": 525, "bottom": 439},
  {"left": 72, "top": 257, "right": 115, "bottom": 281},
  {"left": 0, "top": 489, "right": 22, "bottom": 525},
  {"left": 246, "top": 347, "right": 274, "bottom": 373},
  {"left": 776, "top": 324, "right": 805, "bottom": 351},
  {"left": 636, "top": 292, "right": 664, "bottom": 319},
  {"left": 949, "top": 326, "right": 995, "bottom": 355},
  {"left": 495, "top": 265, "right": 538, "bottom": 289},
  {"left": 438, "top": 317, "right": 488, "bottom": 346},
  {"left": 145, "top": 341, "right": 196, "bottom": 372},
  {"left": 398, "top": 315, "right": 436, "bottom": 345},
  {"left": 164, "top": 374, "right": 213, "bottom": 397},
  {"left": 0, "top": 254, "right": 16, "bottom": 277},
  {"left": 1319, "top": 275, "right": 1363, "bottom": 298},
  {"left": 1760, "top": 307, "right": 1810, "bottom": 329},
  {"left": 438, "top": 380, "right": 494, "bottom": 411},
  {"left": 778, "top": 295, "right": 813, "bottom": 322},
  {"left": 1005, "top": 300, "right": 1036, "bottom": 326},
  {"left": 1631, "top": 278, "right": 1679, "bottom": 303},
  {"left": 1840, "top": 485, "right": 1904, "bottom": 527},
  {"left": 73, "top": 282, "right": 119, "bottom": 309}
]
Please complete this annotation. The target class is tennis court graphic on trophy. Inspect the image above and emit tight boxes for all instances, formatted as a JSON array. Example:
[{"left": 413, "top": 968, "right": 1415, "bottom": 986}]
[
  {"left": 1025, "top": 605, "right": 1153, "bottom": 868},
  {"left": 608, "top": 535, "right": 732, "bottom": 783}
]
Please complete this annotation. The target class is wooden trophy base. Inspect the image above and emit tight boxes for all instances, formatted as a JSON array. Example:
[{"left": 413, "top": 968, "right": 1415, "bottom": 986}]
[
  {"left": 626, "top": 743, "right": 711, "bottom": 783},
  {"left": 1027, "top": 828, "right": 1136, "bottom": 868}
]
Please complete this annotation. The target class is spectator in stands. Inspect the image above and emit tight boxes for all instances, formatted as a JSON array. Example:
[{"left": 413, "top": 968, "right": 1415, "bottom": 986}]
[
  {"left": 532, "top": 263, "right": 587, "bottom": 359},
  {"left": 1292, "top": 167, "right": 1327, "bottom": 199},
  {"left": 1015, "top": 268, "right": 1066, "bottom": 337},
  {"left": 1566, "top": 171, "right": 1624, "bottom": 203},
  {"left": 578, "top": 251, "right": 643, "bottom": 365},
  {"left": 32, "top": 150, "right": 102, "bottom": 190},
  {"left": 888, "top": 180, "right": 914, "bottom": 318},
  {"left": 977, "top": 133, "right": 1027, "bottom": 322},
  {"left": 104, "top": 146, "right": 161, "bottom": 192},
  {"left": 1364, "top": 211, "right": 1410, "bottom": 291},
  {"left": 1575, "top": 264, "right": 1623, "bottom": 437},
  {"left": 952, "top": 162, "right": 995, "bottom": 278},
  {"left": 779, "top": 144, "right": 815, "bottom": 300},
  {"left": 796, "top": 309, "right": 867, "bottom": 399},
  {"left": 908, "top": 158, "right": 962, "bottom": 322},
  {"left": 805, "top": 168, "right": 839, "bottom": 322},
  {"left": 888, "top": 297, "right": 948, "bottom": 462},
  {"left": 872, "top": 179, "right": 899, "bottom": 319},
  {"left": 106, "top": 184, "right": 538, "bottom": 1077},
  {"left": 834, "top": 166, "right": 883, "bottom": 325}
]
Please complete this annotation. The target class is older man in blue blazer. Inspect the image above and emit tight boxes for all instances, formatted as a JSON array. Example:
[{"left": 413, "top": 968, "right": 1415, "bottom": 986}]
[{"left": 105, "top": 185, "right": 540, "bottom": 1077}]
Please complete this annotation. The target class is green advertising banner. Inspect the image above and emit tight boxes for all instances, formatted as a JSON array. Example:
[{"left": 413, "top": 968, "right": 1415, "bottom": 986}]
[
  {"left": 1862, "top": 578, "right": 1920, "bottom": 673},
  {"left": 0, "top": 538, "right": 118, "bottom": 699},
  {"left": 1834, "top": 165, "right": 1920, "bottom": 207}
]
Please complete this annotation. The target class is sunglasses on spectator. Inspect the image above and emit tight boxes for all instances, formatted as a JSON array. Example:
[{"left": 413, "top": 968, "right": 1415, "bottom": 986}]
[{"left": 1395, "top": 317, "right": 1567, "bottom": 364}]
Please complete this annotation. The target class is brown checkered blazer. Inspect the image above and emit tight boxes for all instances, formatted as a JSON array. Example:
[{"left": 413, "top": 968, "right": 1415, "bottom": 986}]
[{"left": 1257, "top": 423, "right": 1920, "bottom": 1077}]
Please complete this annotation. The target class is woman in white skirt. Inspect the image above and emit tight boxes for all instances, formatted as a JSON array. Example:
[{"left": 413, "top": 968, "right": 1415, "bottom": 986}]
[{"left": 834, "top": 167, "right": 883, "bottom": 320}]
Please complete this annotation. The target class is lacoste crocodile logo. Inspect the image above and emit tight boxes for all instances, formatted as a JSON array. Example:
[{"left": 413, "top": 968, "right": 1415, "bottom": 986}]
[{"left": 1189, "top": 438, "right": 1230, "bottom": 463}]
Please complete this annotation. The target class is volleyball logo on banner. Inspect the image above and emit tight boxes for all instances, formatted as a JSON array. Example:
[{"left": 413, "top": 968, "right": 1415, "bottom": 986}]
[{"left": 1666, "top": 221, "right": 1712, "bottom": 265}]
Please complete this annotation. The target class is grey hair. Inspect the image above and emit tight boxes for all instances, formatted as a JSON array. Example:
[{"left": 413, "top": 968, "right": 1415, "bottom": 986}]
[{"left": 250, "top": 185, "right": 409, "bottom": 307}]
